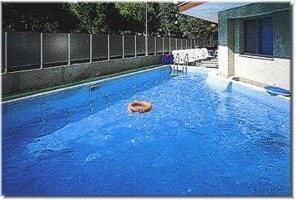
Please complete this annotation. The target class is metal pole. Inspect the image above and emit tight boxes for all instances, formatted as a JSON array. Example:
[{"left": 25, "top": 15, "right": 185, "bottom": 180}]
[
  {"left": 4, "top": 32, "right": 8, "bottom": 73},
  {"left": 40, "top": 32, "right": 43, "bottom": 69},
  {"left": 180, "top": 39, "right": 182, "bottom": 50},
  {"left": 169, "top": 36, "right": 171, "bottom": 53},
  {"left": 107, "top": 34, "right": 110, "bottom": 60},
  {"left": 145, "top": 2, "right": 148, "bottom": 56},
  {"left": 154, "top": 36, "right": 156, "bottom": 55},
  {"left": 135, "top": 35, "right": 137, "bottom": 57},
  {"left": 90, "top": 34, "right": 92, "bottom": 63},
  {"left": 68, "top": 33, "right": 71, "bottom": 65},
  {"left": 122, "top": 34, "right": 125, "bottom": 59},
  {"left": 162, "top": 37, "right": 164, "bottom": 54}
]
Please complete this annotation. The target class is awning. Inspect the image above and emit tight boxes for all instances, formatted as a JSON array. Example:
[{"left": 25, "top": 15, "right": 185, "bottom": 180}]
[{"left": 179, "top": 1, "right": 252, "bottom": 23}]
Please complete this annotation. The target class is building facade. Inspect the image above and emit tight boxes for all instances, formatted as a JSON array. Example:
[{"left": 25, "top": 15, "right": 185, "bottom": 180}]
[
  {"left": 218, "top": 2, "right": 291, "bottom": 89},
  {"left": 179, "top": 2, "right": 292, "bottom": 90}
]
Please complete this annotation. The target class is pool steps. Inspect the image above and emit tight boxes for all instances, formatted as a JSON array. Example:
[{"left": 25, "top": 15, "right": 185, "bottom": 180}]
[{"left": 225, "top": 81, "right": 233, "bottom": 92}]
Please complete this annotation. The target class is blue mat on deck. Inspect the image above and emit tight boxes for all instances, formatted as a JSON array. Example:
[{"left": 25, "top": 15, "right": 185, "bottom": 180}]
[{"left": 264, "top": 86, "right": 291, "bottom": 97}]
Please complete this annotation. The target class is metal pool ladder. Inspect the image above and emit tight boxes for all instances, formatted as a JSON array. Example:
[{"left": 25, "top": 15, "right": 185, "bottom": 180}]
[{"left": 171, "top": 65, "right": 187, "bottom": 77}]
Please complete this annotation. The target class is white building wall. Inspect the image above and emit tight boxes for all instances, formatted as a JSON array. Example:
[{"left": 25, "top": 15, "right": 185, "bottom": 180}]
[
  {"left": 234, "top": 55, "right": 290, "bottom": 90},
  {"left": 218, "top": 46, "right": 291, "bottom": 90},
  {"left": 217, "top": 45, "right": 229, "bottom": 76}
]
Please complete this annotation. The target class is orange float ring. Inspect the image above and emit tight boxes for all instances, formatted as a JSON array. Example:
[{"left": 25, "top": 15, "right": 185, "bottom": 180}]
[{"left": 128, "top": 101, "right": 152, "bottom": 113}]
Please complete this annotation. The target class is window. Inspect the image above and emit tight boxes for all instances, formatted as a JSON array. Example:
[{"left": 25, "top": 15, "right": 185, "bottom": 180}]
[{"left": 244, "top": 17, "right": 273, "bottom": 56}]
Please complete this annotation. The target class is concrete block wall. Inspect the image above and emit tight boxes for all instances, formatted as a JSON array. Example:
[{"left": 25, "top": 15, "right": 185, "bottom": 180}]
[{"left": 2, "top": 55, "right": 162, "bottom": 96}]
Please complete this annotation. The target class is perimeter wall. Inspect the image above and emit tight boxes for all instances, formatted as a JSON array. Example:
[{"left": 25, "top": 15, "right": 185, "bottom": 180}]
[
  {"left": 2, "top": 31, "right": 196, "bottom": 96},
  {"left": 2, "top": 55, "right": 161, "bottom": 96}
]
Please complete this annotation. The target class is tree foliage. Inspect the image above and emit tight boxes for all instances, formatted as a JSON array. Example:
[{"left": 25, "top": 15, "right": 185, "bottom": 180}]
[
  {"left": 68, "top": 2, "right": 123, "bottom": 34},
  {"left": 157, "top": 3, "right": 179, "bottom": 36},
  {"left": 115, "top": 2, "right": 159, "bottom": 34},
  {"left": 2, "top": 2, "right": 218, "bottom": 43},
  {"left": 2, "top": 3, "right": 77, "bottom": 32}
]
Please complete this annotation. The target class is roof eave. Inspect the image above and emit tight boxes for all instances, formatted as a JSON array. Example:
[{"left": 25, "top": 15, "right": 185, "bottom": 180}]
[{"left": 178, "top": 2, "right": 206, "bottom": 12}]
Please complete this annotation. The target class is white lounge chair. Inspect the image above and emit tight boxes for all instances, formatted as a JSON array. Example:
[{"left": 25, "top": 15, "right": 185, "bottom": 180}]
[
  {"left": 202, "top": 48, "right": 215, "bottom": 60},
  {"left": 186, "top": 49, "right": 199, "bottom": 65}
]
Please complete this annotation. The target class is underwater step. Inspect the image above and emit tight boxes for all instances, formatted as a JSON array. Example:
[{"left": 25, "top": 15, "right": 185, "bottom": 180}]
[{"left": 225, "top": 81, "right": 232, "bottom": 92}]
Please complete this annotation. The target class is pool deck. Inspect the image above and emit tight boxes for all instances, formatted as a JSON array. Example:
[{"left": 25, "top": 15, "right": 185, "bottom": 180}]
[
  {"left": 183, "top": 60, "right": 291, "bottom": 101},
  {"left": 199, "top": 59, "right": 219, "bottom": 68}
]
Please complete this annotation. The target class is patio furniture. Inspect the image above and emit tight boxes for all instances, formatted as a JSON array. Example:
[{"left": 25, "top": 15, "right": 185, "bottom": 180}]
[{"left": 201, "top": 48, "right": 215, "bottom": 60}]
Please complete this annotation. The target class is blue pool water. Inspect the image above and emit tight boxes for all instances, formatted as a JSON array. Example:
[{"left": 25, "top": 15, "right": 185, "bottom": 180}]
[{"left": 2, "top": 66, "right": 291, "bottom": 196}]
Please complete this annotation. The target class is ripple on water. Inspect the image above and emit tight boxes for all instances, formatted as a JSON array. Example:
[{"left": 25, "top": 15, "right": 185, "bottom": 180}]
[
  {"left": 152, "top": 155, "right": 165, "bottom": 168},
  {"left": 85, "top": 153, "right": 101, "bottom": 162}
]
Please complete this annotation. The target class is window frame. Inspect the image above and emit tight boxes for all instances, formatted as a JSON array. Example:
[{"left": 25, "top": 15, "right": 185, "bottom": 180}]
[{"left": 243, "top": 16, "right": 273, "bottom": 57}]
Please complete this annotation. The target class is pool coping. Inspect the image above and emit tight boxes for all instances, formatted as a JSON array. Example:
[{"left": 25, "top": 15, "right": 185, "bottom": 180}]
[{"left": 204, "top": 68, "right": 291, "bottom": 101}]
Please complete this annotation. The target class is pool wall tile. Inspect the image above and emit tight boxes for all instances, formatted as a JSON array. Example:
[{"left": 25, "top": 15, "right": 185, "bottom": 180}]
[
  {"left": 2, "top": 55, "right": 162, "bottom": 96},
  {"left": 3, "top": 65, "right": 172, "bottom": 136}
]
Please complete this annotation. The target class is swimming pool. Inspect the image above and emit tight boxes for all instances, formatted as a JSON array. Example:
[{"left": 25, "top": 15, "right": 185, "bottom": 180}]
[{"left": 2, "top": 66, "right": 291, "bottom": 196}]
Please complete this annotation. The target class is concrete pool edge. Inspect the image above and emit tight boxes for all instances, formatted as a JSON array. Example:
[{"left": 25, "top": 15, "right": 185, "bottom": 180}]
[{"left": 205, "top": 69, "right": 291, "bottom": 101}]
